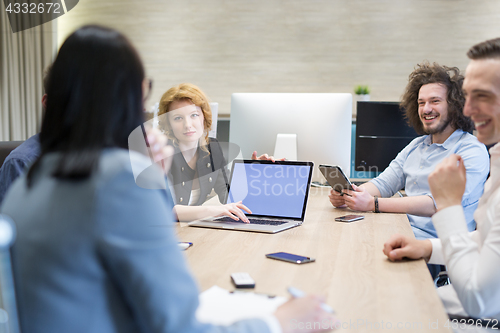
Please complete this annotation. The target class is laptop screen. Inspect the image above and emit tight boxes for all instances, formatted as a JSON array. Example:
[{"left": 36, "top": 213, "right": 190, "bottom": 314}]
[{"left": 226, "top": 160, "right": 313, "bottom": 219}]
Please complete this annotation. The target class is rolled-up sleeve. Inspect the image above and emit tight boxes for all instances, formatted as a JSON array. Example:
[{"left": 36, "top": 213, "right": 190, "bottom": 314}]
[
  {"left": 456, "top": 142, "right": 490, "bottom": 230},
  {"left": 370, "top": 144, "right": 412, "bottom": 197},
  {"left": 459, "top": 143, "right": 489, "bottom": 207}
]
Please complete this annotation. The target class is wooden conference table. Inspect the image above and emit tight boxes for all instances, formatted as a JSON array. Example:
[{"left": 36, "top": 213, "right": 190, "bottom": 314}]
[{"left": 176, "top": 187, "right": 451, "bottom": 332}]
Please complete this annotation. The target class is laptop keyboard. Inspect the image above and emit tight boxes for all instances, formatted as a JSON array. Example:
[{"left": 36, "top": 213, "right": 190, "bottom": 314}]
[{"left": 214, "top": 216, "right": 288, "bottom": 226}]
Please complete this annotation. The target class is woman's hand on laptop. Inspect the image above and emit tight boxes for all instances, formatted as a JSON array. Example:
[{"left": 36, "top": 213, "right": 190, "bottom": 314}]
[
  {"left": 251, "top": 151, "right": 286, "bottom": 162},
  {"left": 328, "top": 189, "right": 347, "bottom": 208},
  {"left": 211, "top": 201, "right": 252, "bottom": 223}
]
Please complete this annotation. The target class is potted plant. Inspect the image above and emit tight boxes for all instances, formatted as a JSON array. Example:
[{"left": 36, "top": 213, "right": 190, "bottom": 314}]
[
  {"left": 354, "top": 85, "right": 370, "bottom": 100},
  {"left": 353, "top": 85, "right": 371, "bottom": 119}
]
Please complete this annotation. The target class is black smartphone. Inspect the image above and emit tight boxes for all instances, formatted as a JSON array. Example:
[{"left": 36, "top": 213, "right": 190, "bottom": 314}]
[
  {"left": 265, "top": 252, "right": 315, "bottom": 264},
  {"left": 319, "top": 164, "right": 354, "bottom": 194},
  {"left": 334, "top": 215, "right": 364, "bottom": 222}
]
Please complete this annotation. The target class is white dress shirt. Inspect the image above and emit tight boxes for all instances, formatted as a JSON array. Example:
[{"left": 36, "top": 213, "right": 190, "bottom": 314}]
[{"left": 429, "top": 143, "right": 500, "bottom": 320}]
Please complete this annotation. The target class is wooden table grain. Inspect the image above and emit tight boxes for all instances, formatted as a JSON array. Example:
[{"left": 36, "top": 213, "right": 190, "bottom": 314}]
[{"left": 176, "top": 187, "right": 451, "bottom": 332}]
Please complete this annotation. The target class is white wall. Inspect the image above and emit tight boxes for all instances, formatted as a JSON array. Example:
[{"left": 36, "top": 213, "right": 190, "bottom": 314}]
[{"left": 57, "top": 0, "right": 500, "bottom": 114}]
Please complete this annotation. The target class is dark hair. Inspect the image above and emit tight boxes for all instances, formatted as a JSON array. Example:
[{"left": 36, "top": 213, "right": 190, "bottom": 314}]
[
  {"left": 467, "top": 38, "right": 500, "bottom": 60},
  {"left": 400, "top": 62, "right": 473, "bottom": 135},
  {"left": 28, "top": 25, "right": 145, "bottom": 183}
]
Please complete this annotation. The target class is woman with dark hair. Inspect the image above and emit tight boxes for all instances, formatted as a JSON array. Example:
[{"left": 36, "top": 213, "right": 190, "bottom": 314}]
[{"left": 0, "top": 25, "right": 333, "bottom": 333}]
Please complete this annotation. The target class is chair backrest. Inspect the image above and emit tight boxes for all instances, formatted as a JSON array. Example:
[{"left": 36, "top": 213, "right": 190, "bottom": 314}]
[
  {"left": 208, "top": 102, "right": 218, "bottom": 138},
  {"left": 0, "top": 142, "right": 24, "bottom": 169},
  {"left": 0, "top": 215, "right": 20, "bottom": 333}
]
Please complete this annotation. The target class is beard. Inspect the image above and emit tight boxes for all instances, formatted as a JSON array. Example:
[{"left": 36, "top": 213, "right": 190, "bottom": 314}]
[{"left": 422, "top": 116, "right": 451, "bottom": 135}]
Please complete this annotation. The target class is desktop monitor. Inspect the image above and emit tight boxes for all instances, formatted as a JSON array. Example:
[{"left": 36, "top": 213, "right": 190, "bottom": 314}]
[
  {"left": 355, "top": 101, "right": 418, "bottom": 174},
  {"left": 230, "top": 93, "right": 352, "bottom": 181}
]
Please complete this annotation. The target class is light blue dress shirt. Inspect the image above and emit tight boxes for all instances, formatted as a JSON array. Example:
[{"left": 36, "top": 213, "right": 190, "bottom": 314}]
[{"left": 370, "top": 129, "right": 489, "bottom": 239}]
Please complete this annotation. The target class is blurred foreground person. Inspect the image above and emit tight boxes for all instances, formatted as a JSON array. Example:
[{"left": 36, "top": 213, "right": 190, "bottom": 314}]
[{"left": 1, "top": 25, "right": 335, "bottom": 333}]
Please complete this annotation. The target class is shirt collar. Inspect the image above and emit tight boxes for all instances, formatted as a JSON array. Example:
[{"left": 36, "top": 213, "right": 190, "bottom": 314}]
[{"left": 422, "top": 129, "right": 465, "bottom": 150}]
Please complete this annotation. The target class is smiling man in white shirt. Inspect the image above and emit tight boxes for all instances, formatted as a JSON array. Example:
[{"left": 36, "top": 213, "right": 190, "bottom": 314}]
[{"left": 384, "top": 37, "right": 500, "bottom": 320}]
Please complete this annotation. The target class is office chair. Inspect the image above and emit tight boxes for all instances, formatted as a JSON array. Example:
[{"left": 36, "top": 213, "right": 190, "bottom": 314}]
[
  {"left": 434, "top": 271, "right": 451, "bottom": 288},
  {"left": 0, "top": 142, "right": 23, "bottom": 168},
  {"left": 208, "top": 102, "right": 218, "bottom": 138},
  {"left": 0, "top": 215, "right": 20, "bottom": 333}
]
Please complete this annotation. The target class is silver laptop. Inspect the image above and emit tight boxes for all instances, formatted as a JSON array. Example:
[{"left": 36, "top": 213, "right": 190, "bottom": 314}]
[{"left": 188, "top": 159, "right": 314, "bottom": 233}]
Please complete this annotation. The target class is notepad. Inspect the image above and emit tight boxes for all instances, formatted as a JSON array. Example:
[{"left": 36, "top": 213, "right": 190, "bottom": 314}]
[{"left": 196, "top": 285, "right": 287, "bottom": 325}]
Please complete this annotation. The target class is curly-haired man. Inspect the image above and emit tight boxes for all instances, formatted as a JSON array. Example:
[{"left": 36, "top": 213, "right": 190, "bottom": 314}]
[
  {"left": 329, "top": 62, "right": 489, "bottom": 243},
  {"left": 384, "top": 38, "right": 500, "bottom": 321}
]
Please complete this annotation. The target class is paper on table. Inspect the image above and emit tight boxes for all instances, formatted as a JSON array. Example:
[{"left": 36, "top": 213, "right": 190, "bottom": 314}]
[{"left": 196, "top": 285, "right": 287, "bottom": 326}]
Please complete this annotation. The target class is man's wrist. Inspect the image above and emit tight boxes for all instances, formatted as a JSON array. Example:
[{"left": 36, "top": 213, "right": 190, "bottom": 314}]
[
  {"left": 434, "top": 198, "right": 462, "bottom": 212},
  {"left": 421, "top": 239, "right": 432, "bottom": 262}
]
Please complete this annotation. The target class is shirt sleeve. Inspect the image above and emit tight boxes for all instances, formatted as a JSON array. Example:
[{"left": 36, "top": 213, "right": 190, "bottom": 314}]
[
  {"left": 0, "top": 158, "right": 30, "bottom": 205},
  {"left": 369, "top": 142, "right": 413, "bottom": 197},
  {"left": 428, "top": 238, "right": 444, "bottom": 265},
  {"left": 456, "top": 142, "right": 490, "bottom": 228},
  {"left": 431, "top": 205, "right": 500, "bottom": 319},
  {"left": 428, "top": 230, "right": 482, "bottom": 265},
  {"left": 96, "top": 167, "right": 273, "bottom": 333}
]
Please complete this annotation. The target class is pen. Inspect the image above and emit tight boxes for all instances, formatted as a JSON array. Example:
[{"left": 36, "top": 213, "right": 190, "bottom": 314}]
[
  {"left": 287, "top": 286, "right": 335, "bottom": 314},
  {"left": 178, "top": 242, "right": 193, "bottom": 250}
]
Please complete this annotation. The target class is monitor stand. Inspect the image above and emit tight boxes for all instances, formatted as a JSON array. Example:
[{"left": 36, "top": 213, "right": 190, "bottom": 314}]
[{"left": 274, "top": 133, "right": 297, "bottom": 161}]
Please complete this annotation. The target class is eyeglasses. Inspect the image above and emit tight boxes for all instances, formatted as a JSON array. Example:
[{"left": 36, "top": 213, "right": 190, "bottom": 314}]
[{"left": 143, "top": 78, "right": 153, "bottom": 102}]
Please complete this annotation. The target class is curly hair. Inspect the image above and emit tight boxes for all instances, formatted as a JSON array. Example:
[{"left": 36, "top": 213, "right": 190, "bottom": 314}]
[
  {"left": 158, "top": 83, "right": 212, "bottom": 150},
  {"left": 400, "top": 62, "right": 473, "bottom": 135}
]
